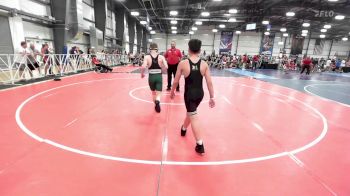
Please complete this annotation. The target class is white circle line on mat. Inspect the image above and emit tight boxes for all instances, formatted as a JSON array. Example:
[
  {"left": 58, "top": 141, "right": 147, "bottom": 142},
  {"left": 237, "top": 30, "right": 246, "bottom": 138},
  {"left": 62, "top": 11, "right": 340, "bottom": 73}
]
[
  {"left": 304, "top": 83, "right": 350, "bottom": 108},
  {"left": 15, "top": 78, "right": 328, "bottom": 166}
]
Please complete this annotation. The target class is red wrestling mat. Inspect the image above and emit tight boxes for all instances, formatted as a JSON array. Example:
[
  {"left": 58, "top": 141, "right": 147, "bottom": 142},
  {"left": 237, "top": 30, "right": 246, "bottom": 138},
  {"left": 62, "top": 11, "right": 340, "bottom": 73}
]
[
  {"left": 112, "top": 65, "right": 140, "bottom": 73},
  {"left": 0, "top": 72, "right": 349, "bottom": 195}
]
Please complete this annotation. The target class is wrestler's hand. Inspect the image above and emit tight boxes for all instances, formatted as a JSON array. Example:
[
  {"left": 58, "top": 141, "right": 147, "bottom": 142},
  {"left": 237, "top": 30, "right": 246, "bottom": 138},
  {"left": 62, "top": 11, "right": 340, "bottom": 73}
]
[
  {"left": 141, "top": 73, "right": 145, "bottom": 78},
  {"left": 170, "top": 91, "right": 175, "bottom": 99},
  {"left": 209, "top": 98, "right": 215, "bottom": 108}
]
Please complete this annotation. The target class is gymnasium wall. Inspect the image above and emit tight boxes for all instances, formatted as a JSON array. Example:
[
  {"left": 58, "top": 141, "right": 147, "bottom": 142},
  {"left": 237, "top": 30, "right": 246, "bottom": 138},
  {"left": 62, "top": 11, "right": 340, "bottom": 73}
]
[{"left": 151, "top": 30, "right": 350, "bottom": 59}]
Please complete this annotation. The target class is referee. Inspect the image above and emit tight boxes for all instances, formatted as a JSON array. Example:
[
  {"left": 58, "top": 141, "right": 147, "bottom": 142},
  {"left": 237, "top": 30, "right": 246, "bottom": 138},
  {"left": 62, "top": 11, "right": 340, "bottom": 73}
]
[{"left": 165, "top": 41, "right": 182, "bottom": 91}]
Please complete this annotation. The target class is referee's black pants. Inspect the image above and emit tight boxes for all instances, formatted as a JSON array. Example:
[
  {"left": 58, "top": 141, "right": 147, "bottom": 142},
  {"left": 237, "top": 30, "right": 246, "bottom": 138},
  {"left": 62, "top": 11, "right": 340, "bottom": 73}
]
[{"left": 167, "top": 63, "right": 179, "bottom": 90}]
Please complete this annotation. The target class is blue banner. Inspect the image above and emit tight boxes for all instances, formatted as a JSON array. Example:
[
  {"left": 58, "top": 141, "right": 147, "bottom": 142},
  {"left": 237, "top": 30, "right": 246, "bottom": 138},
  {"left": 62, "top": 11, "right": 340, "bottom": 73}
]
[
  {"left": 219, "top": 31, "right": 234, "bottom": 55},
  {"left": 260, "top": 34, "right": 275, "bottom": 56}
]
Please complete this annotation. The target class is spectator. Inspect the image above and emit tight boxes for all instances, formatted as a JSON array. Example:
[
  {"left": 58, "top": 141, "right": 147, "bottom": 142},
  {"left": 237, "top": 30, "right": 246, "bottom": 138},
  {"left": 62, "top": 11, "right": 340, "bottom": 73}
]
[
  {"left": 242, "top": 54, "right": 248, "bottom": 70},
  {"left": 346, "top": 59, "right": 350, "bottom": 67},
  {"left": 76, "top": 46, "right": 84, "bottom": 54},
  {"left": 252, "top": 54, "right": 259, "bottom": 70},
  {"left": 301, "top": 56, "right": 312, "bottom": 75},
  {"left": 28, "top": 43, "right": 42, "bottom": 76},
  {"left": 15, "top": 41, "right": 29, "bottom": 79},
  {"left": 92, "top": 55, "right": 113, "bottom": 72}
]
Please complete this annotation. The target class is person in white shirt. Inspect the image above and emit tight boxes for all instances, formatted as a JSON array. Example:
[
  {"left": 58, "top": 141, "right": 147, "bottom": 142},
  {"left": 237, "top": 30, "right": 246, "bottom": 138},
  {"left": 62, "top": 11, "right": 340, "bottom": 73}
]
[
  {"left": 340, "top": 60, "right": 346, "bottom": 67},
  {"left": 28, "top": 43, "right": 42, "bottom": 76},
  {"left": 323, "top": 59, "right": 332, "bottom": 72},
  {"left": 15, "top": 41, "right": 30, "bottom": 79}
]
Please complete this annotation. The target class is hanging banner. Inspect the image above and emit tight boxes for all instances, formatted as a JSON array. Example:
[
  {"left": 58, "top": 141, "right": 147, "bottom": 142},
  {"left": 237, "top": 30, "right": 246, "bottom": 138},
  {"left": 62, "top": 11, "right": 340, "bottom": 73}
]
[
  {"left": 260, "top": 34, "right": 275, "bottom": 56},
  {"left": 291, "top": 35, "right": 305, "bottom": 55},
  {"left": 313, "top": 38, "right": 325, "bottom": 55},
  {"left": 219, "top": 31, "right": 234, "bottom": 55}
]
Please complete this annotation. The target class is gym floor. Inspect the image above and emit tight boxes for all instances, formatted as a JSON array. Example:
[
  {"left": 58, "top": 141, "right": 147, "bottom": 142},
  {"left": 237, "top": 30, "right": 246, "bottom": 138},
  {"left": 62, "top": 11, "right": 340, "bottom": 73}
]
[{"left": 0, "top": 67, "right": 349, "bottom": 195}]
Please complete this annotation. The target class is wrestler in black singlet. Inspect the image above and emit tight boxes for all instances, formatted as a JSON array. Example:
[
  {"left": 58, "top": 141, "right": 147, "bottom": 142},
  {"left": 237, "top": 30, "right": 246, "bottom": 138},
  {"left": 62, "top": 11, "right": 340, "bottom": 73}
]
[
  {"left": 148, "top": 54, "right": 162, "bottom": 92},
  {"left": 184, "top": 59, "right": 204, "bottom": 114}
]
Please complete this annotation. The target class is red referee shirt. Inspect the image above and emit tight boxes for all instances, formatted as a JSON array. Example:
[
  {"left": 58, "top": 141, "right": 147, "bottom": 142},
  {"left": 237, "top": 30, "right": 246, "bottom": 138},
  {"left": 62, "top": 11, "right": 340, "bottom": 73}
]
[
  {"left": 165, "top": 48, "right": 182, "bottom": 65},
  {"left": 303, "top": 58, "right": 312, "bottom": 65}
]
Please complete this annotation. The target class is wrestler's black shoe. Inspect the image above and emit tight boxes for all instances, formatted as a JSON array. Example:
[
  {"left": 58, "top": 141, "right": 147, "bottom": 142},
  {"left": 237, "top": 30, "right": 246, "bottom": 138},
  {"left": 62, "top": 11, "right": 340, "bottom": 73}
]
[
  {"left": 166, "top": 87, "right": 171, "bottom": 91},
  {"left": 195, "top": 143, "right": 205, "bottom": 154},
  {"left": 155, "top": 100, "right": 161, "bottom": 113},
  {"left": 181, "top": 126, "right": 187, "bottom": 137}
]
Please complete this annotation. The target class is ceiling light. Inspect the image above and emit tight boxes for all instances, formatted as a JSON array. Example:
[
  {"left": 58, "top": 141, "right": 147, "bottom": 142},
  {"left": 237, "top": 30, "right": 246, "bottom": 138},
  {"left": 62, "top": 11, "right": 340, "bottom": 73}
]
[
  {"left": 171, "top": 26, "right": 177, "bottom": 30},
  {"left": 170, "top": 20, "right": 178, "bottom": 24},
  {"left": 213, "top": 0, "right": 222, "bottom": 1},
  {"left": 148, "top": 27, "right": 152, "bottom": 30},
  {"left": 150, "top": 30, "right": 156, "bottom": 34},
  {"left": 302, "top": 30, "right": 308, "bottom": 34},
  {"left": 280, "top": 28, "right": 287, "bottom": 32},
  {"left": 212, "top": 29, "right": 218, "bottom": 32},
  {"left": 140, "top": 21, "right": 147, "bottom": 25},
  {"left": 201, "top": 12, "right": 210, "bottom": 17},
  {"left": 262, "top": 20, "right": 269, "bottom": 25},
  {"left": 189, "top": 31, "right": 194, "bottom": 35},
  {"left": 169, "top": 11, "right": 178, "bottom": 16},
  {"left": 328, "top": 0, "right": 338, "bottom": 2},
  {"left": 342, "top": 37, "right": 348, "bottom": 41},
  {"left": 335, "top": 15, "right": 345, "bottom": 20},
  {"left": 286, "top": 12, "right": 295, "bottom": 17},
  {"left": 148, "top": 39, "right": 152, "bottom": 42},
  {"left": 172, "top": 30, "right": 177, "bottom": 34},
  {"left": 301, "top": 33, "right": 307, "bottom": 37},
  {"left": 302, "top": 22, "right": 310, "bottom": 27},
  {"left": 219, "top": 24, "right": 225, "bottom": 28},
  {"left": 228, "top": 18, "right": 236, "bottom": 22},
  {"left": 235, "top": 30, "right": 241, "bottom": 34},
  {"left": 324, "top": 24, "right": 331, "bottom": 29},
  {"left": 228, "top": 9, "right": 238, "bottom": 14},
  {"left": 224, "top": 13, "right": 231, "bottom": 16},
  {"left": 278, "top": 41, "right": 284, "bottom": 45},
  {"left": 130, "top": 11, "right": 139, "bottom": 16},
  {"left": 192, "top": 26, "right": 198, "bottom": 31},
  {"left": 283, "top": 33, "right": 289, "bottom": 37},
  {"left": 320, "top": 34, "right": 326, "bottom": 38},
  {"left": 264, "top": 32, "right": 270, "bottom": 35},
  {"left": 195, "top": 21, "right": 203, "bottom": 25},
  {"left": 321, "top": 29, "right": 327, "bottom": 33},
  {"left": 267, "top": 28, "right": 271, "bottom": 31}
]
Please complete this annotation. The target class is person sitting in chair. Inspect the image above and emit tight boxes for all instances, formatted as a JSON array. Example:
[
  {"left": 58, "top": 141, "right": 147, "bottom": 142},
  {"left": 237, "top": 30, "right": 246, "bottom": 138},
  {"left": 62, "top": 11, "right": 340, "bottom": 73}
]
[{"left": 92, "top": 55, "right": 113, "bottom": 73}]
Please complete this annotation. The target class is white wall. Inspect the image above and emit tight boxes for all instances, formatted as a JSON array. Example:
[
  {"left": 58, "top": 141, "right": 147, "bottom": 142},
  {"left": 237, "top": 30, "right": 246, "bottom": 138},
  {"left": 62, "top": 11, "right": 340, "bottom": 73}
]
[
  {"left": 0, "top": 0, "right": 51, "bottom": 17},
  {"left": 151, "top": 30, "right": 263, "bottom": 56},
  {"left": 8, "top": 16, "right": 25, "bottom": 51},
  {"left": 0, "top": 0, "right": 20, "bottom": 9},
  {"left": 150, "top": 26, "right": 350, "bottom": 59},
  {"left": 236, "top": 31, "right": 262, "bottom": 55},
  {"left": 23, "top": 21, "right": 54, "bottom": 40},
  {"left": 82, "top": 1, "right": 95, "bottom": 30},
  {"left": 20, "top": 0, "right": 51, "bottom": 16}
]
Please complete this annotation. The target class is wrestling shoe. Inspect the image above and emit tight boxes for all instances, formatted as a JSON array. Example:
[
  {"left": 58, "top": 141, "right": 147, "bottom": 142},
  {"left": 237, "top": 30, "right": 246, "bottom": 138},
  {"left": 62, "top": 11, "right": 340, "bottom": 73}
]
[
  {"left": 155, "top": 100, "right": 161, "bottom": 113},
  {"left": 195, "top": 143, "right": 205, "bottom": 154},
  {"left": 181, "top": 126, "right": 187, "bottom": 137}
]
